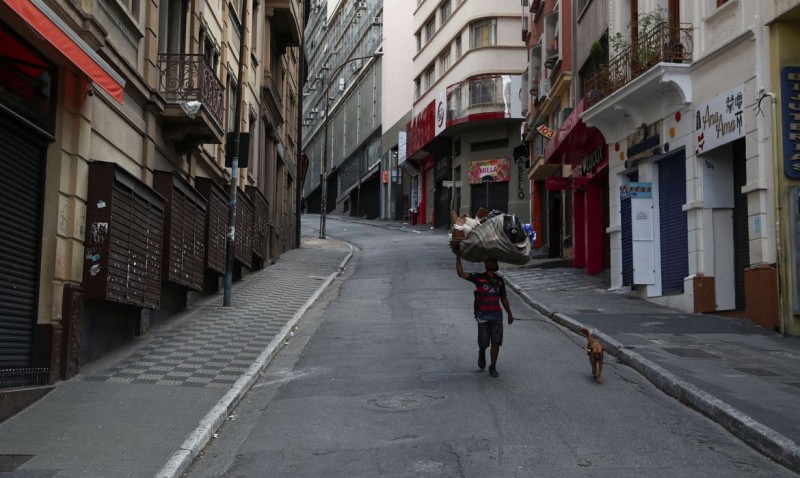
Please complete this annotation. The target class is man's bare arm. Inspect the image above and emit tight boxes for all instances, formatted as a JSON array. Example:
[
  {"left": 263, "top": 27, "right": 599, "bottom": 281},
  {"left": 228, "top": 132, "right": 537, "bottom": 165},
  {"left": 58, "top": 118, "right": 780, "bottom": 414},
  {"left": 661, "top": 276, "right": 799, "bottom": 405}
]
[
  {"left": 456, "top": 253, "right": 470, "bottom": 279},
  {"left": 501, "top": 297, "right": 514, "bottom": 324}
]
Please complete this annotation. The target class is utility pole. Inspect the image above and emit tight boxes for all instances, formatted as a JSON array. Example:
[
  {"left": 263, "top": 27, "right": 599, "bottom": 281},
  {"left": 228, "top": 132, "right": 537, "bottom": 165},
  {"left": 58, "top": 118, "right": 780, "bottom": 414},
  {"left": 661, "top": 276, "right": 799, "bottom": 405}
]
[{"left": 223, "top": 0, "right": 249, "bottom": 307}]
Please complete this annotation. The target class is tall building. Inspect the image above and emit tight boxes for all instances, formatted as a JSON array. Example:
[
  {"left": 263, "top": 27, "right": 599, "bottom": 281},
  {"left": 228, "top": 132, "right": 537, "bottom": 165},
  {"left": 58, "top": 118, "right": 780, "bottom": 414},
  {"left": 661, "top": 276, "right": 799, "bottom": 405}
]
[
  {"left": 301, "top": 0, "right": 383, "bottom": 220},
  {"left": 0, "top": 0, "right": 302, "bottom": 386},
  {"left": 404, "top": 0, "right": 529, "bottom": 228}
]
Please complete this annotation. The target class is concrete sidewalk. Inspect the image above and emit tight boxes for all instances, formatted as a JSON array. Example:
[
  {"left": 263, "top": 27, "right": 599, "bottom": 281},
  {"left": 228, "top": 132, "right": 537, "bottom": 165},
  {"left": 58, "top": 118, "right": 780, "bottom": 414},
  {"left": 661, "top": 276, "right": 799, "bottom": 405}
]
[
  {"left": 343, "top": 214, "right": 800, "bottom": 474},
  {"left": 0, "top": 227, "right": 352, "bottom": 478}
]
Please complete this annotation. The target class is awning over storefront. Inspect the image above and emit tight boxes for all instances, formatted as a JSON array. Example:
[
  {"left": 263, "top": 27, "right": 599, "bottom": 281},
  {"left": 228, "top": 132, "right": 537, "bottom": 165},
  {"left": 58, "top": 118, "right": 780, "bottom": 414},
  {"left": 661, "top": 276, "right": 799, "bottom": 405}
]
[
  {"left": 543, "top": 99, "right": 605, "bottom": 166},
  {"left": 2, "top": 0, "right": 125, "bottom": 103}
]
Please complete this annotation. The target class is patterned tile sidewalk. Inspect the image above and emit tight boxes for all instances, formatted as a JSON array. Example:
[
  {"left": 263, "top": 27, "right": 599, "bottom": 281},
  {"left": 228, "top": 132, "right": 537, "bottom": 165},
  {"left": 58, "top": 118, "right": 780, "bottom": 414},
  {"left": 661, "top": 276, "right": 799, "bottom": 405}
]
[{"left": 0, "top": 230, "right": 350, "bottom": 478}]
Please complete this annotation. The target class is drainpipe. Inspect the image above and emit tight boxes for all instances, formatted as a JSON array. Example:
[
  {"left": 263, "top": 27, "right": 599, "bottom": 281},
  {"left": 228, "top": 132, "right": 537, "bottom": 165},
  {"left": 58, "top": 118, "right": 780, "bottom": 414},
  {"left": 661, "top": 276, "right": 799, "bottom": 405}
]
[{"left": 753, "top": 13, "right": 785, "bottom": 334}]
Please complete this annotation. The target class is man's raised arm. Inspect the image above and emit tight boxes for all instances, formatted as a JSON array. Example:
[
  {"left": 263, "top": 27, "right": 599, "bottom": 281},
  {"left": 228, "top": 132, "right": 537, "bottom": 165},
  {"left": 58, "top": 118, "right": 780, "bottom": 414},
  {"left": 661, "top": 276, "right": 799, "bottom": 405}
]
[{"left": 456, "top": 253, "right": 470, "bottom": 280}]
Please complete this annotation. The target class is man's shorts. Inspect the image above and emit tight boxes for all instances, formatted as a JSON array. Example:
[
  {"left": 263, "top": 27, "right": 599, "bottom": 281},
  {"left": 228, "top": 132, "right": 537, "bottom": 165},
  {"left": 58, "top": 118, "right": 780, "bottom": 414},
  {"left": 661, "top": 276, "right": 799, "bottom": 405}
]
[{"left": 478, "top": 320, "right": 503, "bottom": 348}]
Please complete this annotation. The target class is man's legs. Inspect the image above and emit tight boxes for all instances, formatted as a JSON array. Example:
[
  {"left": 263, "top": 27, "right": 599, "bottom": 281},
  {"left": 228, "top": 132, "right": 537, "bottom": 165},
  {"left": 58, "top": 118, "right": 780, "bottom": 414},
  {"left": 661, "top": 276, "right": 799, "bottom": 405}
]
[
  {"left": 477, "top": 323, "right": 489, "bottom": 370},
  {"left": 488, "top": 322, "right": 503, "bottom": 377}
]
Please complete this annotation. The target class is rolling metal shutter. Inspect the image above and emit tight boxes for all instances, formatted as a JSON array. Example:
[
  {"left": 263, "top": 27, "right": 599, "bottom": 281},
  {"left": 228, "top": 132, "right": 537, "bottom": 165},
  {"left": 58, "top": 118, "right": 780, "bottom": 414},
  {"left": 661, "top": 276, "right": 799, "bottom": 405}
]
[
  {"left": 0, "top": 111, "right": 46, "bottom": 367},
  {"left": 658, "top": 152, "right": 688, "bottom": 293},
  {"left": 732, "top": 141, "right": 749, "bottom": 310},
  {"left": 621, "top": 197, "right": 633, "bottom": 287},
  {"left": 621, "top": 171, "right": 637, "bottom": 287},
  {"left": 470, "top": 181, "right": 509, "bottom": 217}
]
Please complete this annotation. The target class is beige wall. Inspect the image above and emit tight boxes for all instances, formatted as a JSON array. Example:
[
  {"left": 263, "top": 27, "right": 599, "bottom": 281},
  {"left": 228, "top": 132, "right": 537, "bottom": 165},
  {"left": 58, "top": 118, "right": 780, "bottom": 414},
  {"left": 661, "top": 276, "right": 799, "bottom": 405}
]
[{"left": 382, "top": 0, "right": 415, "bottom": 133}]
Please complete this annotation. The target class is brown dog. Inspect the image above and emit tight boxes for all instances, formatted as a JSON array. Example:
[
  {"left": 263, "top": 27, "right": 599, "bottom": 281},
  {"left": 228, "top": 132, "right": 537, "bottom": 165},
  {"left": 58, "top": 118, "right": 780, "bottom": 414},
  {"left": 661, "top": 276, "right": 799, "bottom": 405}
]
[{"left": 580, "top": 327, "right": 604, "bottom": 383}]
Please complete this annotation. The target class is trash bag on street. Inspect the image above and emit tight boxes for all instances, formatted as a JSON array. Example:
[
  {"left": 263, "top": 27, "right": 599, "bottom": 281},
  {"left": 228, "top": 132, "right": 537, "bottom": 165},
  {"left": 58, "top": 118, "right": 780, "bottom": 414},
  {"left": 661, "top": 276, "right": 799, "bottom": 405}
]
[{"left": 456, "top": 214, "right": 531, "bottom": 265}]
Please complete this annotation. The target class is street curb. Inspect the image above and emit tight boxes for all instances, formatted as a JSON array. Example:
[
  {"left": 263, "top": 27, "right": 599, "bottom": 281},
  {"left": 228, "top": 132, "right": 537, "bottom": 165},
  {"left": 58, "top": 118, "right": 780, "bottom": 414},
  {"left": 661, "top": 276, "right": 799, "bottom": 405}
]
[
  {"left": 154, "top": 243, "right": 354, "bottom": 478},
  {"left": 504, "top": 279, "right": 800, "bottom": 474}
]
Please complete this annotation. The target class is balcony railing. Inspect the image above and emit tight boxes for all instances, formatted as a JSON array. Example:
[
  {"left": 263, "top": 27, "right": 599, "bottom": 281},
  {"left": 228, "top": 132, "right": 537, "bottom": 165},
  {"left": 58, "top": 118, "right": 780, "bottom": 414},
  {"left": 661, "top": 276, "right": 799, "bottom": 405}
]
[
  {"left": 584, "top": 23, "right": 693, "bottom": 108},
  {"left": 447, "top": 74, "right": 514, "bottom": 123},
  {"left": 158, "top": 54, "right": 225, "bottom": 127}
]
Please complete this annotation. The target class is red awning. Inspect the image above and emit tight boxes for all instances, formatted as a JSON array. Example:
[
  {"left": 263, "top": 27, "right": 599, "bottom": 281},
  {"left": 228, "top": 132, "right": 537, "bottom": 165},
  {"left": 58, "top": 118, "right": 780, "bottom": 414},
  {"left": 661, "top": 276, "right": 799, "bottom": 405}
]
[
  {"left": 543, "top": 98, "right": 605, "bottom": 165},
  {"left": 2, "top": 0, "right": 125, "bottom": 103}
]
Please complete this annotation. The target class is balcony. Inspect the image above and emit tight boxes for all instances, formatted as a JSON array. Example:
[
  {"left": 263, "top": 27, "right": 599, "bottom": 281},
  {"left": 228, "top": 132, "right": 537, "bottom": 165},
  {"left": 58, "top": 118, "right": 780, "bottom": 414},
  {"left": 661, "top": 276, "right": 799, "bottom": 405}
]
[
  {"left": 583, "top": 22, "right": 693, "bottom": 108},
  {"left": 158, "top": 54, "right": 225, "bottom": 152},
  {"left": 265, "top": 0, "right": 302, "bottom": 52},
  {"left": 263, "top": 70, "right": 284, "bottom": 128},
  {"left": 447, "top": 75, "right": 521, "bottom": 126},
  {"left": 581, "top": 22, "right": 693, "bottom": 138}
]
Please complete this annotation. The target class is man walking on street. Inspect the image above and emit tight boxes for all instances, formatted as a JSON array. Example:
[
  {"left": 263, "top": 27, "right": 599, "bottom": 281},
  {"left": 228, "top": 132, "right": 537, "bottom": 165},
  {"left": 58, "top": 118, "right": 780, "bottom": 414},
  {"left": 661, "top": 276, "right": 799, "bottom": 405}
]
[{"left": 456, "top": 253, "right": 514, "bottom": 377}]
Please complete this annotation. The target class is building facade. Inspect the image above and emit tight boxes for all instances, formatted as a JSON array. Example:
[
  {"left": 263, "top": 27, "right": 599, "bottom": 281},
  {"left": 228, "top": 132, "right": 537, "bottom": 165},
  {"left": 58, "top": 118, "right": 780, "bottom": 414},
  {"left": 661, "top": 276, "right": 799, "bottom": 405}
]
[
  {"left": 565, "top": 0, "right": 800, "bottom": 335},
  {"left": 0, "top": 0, "right": 302, "bottom": 386},
  {"left": 301, "top": 0, "right": 383, "bottom": 220},
  {"left": 404, "top": 0, "right": 529, "bottom": 228}
]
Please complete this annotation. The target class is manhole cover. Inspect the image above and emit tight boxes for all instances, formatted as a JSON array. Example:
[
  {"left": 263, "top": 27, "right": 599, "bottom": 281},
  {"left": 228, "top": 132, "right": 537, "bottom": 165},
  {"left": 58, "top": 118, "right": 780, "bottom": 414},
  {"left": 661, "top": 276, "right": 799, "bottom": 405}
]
[
  {"left": 372, "top": 390, "right": 446, "bottom": 411},
  {"left": 663, "top": 348, "right": 719, "bottom": 359}
]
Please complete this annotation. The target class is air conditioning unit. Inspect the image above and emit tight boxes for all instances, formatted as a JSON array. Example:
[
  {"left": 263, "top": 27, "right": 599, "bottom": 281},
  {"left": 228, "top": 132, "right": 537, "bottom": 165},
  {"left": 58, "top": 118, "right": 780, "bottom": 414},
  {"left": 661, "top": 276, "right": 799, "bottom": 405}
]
[
  {"left": 357, "top": 1, "right": 368, "bottom": 10},
  {"left": 350, "top": 59, "right": 362, "bottom": 71},
  {"left": 311, "top": 107, "right": 319, "bottom": 114},
  {"left": 338, "top": 78, "right": 346, "bottom": 92},
  {"left": 538, "top": 79, "right": 551, "bottom": 99}
]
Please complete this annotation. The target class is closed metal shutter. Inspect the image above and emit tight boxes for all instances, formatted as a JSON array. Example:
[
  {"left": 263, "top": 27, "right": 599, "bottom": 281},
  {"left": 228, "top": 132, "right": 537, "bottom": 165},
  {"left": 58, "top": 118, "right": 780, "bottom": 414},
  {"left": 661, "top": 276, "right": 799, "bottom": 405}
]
[
  {"left": 621, "top": 197, "right": 633, "bottom": 287},
  {"left": 0, "top": 111, "right": 46, "bottom": 367},
  {"left": 621, "top": 171, "right": 637, "bottom": 287},
  {"left": 470, "top": 181, "right": 509, "bottom": 217},
  {"left": 658, "top": 151, "right": 688, "bottom": 293},
  {"left": 732, "top": 140, "right": 749, "bottom": 310}
]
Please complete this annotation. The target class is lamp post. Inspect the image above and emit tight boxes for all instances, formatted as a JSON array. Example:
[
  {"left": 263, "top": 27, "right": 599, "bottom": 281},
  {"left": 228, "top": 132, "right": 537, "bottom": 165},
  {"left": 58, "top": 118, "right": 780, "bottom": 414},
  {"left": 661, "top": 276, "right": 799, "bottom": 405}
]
[
  {"left": 319, "top": 51, "right": 383, "bottom": 239},
  {"left": 223, "top": 0, "right": 249, "bottom": 307}
]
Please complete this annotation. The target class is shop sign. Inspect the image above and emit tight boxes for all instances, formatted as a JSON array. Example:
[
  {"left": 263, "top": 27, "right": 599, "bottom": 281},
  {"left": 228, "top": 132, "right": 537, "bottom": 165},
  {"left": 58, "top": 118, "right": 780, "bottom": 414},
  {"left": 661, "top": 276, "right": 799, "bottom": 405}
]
[
  {"left": 382, "top": 170, "right": 389, "bottom": 184},
  {"left": 514, "top": 157, "right": 526, "bottom": 199},
  {"left": 546, "top": 177, "right": 570, "bottom": 191},
  {"left": 398, "top": 131, "right": 407, "bottom": 165},
  {"left": 435, "top": 155, "right": 451, "bottom": 181},
  {"left": 695, "top": 84, "right": 745, "bottom": 154},
  {"left": 626, "top": 121, "right": 662, "bottom": 161},
  {"left": 468, "top": 159, "right": 510, "bottom": 184},
  {"left": 435, "top": 90, "right": 447, "bottom": 137},
  {"left": 620, "top": 182, "right": 653, "bottom": 200},
  {"left": 782, "top": 67, "right": 800, "bottom": 179},
  {"left": 578, "top": 145, "right": 605, "bottom": 177},
  {"left": 536, "top": 124, "right": 555, "bottom": 139}
]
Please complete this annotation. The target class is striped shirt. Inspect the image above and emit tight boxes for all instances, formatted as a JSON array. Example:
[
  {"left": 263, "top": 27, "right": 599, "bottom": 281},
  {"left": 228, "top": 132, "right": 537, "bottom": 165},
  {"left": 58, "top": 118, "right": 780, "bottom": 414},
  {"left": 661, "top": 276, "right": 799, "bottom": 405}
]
[{"left": 468, "top": 272, "right": 506, "bottom": 321}]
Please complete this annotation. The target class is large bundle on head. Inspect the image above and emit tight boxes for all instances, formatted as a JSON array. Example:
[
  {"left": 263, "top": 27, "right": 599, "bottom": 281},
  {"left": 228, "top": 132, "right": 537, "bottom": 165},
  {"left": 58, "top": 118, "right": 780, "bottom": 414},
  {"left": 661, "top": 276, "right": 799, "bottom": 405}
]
[{"left": 450, "top": 210, "right": 531, "bottom": 265}]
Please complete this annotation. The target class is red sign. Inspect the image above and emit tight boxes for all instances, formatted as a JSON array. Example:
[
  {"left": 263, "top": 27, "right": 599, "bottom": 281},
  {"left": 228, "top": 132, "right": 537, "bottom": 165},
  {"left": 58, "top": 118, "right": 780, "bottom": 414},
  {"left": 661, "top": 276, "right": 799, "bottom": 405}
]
[
  {"left": 536, "top": 124, "right": 555, "bottom": 139},
  {"left": 406, "top": 100, "right": 436, "bottom": 158},
  {"left": 382, "top": 170, "right": 389, "bottom": 184},
  {"left": 545, "top": 177, "right": 570, "bottom": 191}
]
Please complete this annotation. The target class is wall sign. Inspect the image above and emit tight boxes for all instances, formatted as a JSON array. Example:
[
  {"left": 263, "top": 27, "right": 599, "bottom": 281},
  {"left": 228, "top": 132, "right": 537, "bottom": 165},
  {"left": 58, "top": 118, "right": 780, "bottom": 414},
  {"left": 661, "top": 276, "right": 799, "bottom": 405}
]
[
  {"left": 546, "top": 177, "right": 570, "bottom": 191},
  {"left": 782, "top": 67, "right": 800, "bottom": 179},
  {"left": 435, "top": 90, "right": 447, "bottom": 137},
  {"left": 620, "top": 182, "right": 652, "bottom": 199},
  {"left": 535, "top": 124, "right": 555, "bottom": 139},
  {"left": 695, "top": 84, "right": 745, "bottom": 155},
  {"left": 577, "top": 145, "right": 606, "bottom": 177},
  {"left": 626, "top": 121, "right": 662, "bottom": 161},
  {"left": 468, "top": 159, "right": 510, "bottom": 184}
]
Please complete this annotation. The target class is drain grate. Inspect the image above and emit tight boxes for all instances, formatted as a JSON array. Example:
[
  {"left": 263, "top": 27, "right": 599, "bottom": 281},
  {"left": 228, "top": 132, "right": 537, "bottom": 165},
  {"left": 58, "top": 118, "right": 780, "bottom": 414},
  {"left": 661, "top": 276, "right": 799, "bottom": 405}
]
[
  {"left": 0, "top": 454, "right": 33, "bottom": 472},
  {"left": 734, "top": 367, "right": 781, "bottom": 377},
  {"left": 663, "top": 348, "right": 719, "bottom": 359},
  {"left": 372, "top": 390, "right": 446, "bottom": 411}
]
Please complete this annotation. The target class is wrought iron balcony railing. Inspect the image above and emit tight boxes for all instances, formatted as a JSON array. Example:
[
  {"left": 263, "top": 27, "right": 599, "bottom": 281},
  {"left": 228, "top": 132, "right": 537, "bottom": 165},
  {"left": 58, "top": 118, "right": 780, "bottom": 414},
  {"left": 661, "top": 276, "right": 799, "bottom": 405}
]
[
  {"left": 584, "top": 23, "right": 693, "bottom": 108},
  {"left": 157, "top": 54, "right": 225, "bottom": 127}
]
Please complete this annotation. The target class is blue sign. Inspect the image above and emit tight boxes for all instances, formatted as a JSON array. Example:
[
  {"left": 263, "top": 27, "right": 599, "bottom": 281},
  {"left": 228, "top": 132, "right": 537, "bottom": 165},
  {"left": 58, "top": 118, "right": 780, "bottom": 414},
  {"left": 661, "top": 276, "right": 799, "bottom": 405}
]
[
  {"left": 620, "top": 182, "right": 652, "bottom": 200},
  {"left": 782, "top": 66, "right": 800, "bottom": 179}
]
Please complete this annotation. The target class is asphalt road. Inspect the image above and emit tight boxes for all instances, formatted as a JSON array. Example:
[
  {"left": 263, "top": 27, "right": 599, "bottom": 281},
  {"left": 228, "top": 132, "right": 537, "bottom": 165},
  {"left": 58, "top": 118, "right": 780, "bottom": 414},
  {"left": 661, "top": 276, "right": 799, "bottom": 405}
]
[{"left": 185, "top": 218, "right": 794, "bottom": 477}]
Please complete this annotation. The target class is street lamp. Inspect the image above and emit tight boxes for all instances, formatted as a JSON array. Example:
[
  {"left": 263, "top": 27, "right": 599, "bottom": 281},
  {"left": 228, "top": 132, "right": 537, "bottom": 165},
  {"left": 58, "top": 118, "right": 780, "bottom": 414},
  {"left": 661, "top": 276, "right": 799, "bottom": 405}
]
[{"left": 319, "top": 51, "right": 384, "bottom": 239}]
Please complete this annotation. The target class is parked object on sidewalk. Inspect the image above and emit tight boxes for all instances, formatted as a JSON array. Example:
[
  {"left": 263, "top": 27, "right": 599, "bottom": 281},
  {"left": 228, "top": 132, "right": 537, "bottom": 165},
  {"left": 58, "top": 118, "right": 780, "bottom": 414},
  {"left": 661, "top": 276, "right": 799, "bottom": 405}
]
[
  {"left": 580, "top": 327, "right": 605, "bottom": 383},
  {"left": 450, "top": 210, "right": 531, "bottom": 265}
]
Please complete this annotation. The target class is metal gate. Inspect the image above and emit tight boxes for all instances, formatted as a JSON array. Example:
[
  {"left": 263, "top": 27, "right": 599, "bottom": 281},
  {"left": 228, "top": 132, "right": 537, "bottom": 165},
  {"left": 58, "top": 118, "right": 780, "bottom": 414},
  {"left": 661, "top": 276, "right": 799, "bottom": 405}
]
[
  {"left": 470, "top": 181, "right": 509, "bottom": 217},
  {"left": 0, "top": 110, "right": 47, "bottom": 368},
  {"left": 621, "top": 171, "right": 637, "bottom": 287},
  {"left": 658, "top": 151, "right": 688, "bottom": 293},
  {"left": 732, "top": 140, "right": 749, "bottom": 310}
]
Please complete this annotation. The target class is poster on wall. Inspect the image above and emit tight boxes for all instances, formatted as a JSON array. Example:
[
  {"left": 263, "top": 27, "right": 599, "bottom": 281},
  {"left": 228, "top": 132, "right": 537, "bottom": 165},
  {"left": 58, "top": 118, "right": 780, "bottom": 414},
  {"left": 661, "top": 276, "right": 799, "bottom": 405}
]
[
  {"left": 782, "top": 67, "right": 800, "bottom": 179},
  {"left": 468, "top": 159, "right": 510, "bottom": 184},
  {"left": 695, "top": 83, "right": 745, "bottom": 154}
]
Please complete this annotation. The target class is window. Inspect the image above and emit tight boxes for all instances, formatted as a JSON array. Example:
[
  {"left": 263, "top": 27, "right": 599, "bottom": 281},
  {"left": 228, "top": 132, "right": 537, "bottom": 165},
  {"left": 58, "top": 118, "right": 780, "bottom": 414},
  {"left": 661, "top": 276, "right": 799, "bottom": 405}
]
[
  {"left": 440, "top": 0, "right": 452, "bottom": 23},
  {"left": 455, "top": 36, "right": 462, "bottom": 58},
  {"left": 118, "top": 0, "right": 141, "bottom": 20},
  {"left": 425, "top": 18, "right": 436, "bottom": 42},
  {"left": 416, "top": 32, "right": 422, "bottom": 51},
  {"left": 424, "top": 65, "right": 436, "bottom": 90},
  {"left": 414, "top": 78, "right": 421, "bottom": 99},
  {"left": 439, "top": 48, "right": 451, "bottom": 72},
  {"left": 227, "top": 75, "right": 237, "bottom": 131},
  {"left": 471, "top": 19, "right": 497, "bottom": 48}
]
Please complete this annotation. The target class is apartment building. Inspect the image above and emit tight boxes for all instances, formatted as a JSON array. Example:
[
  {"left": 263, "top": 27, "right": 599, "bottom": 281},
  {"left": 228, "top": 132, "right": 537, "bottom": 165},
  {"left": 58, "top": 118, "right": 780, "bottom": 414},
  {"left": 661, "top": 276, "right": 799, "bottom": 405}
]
[
  {"left": 301, "top": 0, "right": 383, "bottom": 220},
  {"left": 404, "top": 0, "right": 528, "bottom": 228},
  {"left": 0, "top": 0, "right": 302, "bottom": 386}
]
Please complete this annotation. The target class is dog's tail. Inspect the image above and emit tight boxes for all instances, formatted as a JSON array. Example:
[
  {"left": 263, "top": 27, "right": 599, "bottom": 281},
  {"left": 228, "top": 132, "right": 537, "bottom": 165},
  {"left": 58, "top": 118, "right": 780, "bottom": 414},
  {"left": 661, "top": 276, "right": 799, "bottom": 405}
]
[{"left": 579, "top": 327, "right": 592, "bottom": 338}]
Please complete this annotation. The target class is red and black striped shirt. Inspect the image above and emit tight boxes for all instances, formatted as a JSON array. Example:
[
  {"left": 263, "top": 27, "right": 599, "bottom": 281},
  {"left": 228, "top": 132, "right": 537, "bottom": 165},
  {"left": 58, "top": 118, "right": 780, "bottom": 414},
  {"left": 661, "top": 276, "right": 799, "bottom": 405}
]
[{"left": 468, "top": 273, "right": 506, "bottom": 321}]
